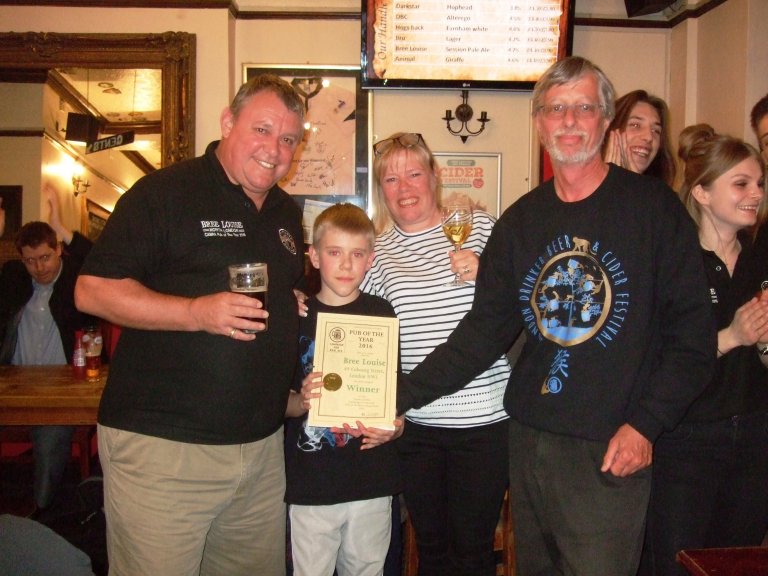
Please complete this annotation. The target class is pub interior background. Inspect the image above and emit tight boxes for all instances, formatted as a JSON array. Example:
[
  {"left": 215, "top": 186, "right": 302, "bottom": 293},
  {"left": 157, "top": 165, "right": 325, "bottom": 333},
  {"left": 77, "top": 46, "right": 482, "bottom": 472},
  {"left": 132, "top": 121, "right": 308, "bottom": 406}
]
[
  {"left": 0, "top": 0, "right": 766, "bottom": 572},
  {"left": 0, "top": 0, "right": 766, "bottom": 261}
]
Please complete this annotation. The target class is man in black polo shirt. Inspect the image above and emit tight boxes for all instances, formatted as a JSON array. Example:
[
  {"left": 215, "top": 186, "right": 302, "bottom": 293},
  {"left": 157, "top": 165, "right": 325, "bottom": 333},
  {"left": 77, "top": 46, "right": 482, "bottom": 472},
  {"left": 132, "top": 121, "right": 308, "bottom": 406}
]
[{"left": 76, "top": 74, "right": 306, "bottom": 575}]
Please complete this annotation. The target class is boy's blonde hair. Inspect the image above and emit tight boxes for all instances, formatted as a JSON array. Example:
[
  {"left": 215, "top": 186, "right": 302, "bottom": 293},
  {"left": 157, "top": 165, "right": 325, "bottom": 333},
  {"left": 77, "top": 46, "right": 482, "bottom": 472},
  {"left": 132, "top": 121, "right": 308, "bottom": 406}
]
[{"left": 312, "top": 203, "right": 375, "bottom": 249}]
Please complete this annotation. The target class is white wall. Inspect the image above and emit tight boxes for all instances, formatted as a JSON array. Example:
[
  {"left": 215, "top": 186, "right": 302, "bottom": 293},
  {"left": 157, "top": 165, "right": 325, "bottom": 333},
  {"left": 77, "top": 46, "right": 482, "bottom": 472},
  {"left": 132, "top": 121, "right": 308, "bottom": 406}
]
[
  {"left": 696, "top": 0, "right": 749, "bottom": 138},
  {"left": 666, "top": 0, "right": 768, "bottom": 147},
  {"left": 744, "top": 0, "right": 768, "bottom": 144},
  {"left": 572, "top": 27, "right": 670, "bottom": 100},
  {"left": 2, "top": 2, "right": 760, "bottom": 228}
]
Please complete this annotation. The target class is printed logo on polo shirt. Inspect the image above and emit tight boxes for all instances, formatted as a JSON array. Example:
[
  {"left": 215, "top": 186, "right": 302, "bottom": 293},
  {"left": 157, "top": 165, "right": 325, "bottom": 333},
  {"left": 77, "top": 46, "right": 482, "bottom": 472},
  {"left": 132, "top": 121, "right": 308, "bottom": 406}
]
[
  {"left": 517, "top": 234, "right": 630, "bottom": 395},
  {"left": 200, "top": 220, "right": 246, "bottom": 238},
  {"left": 279, "top": 228, "right": 297, "bottom": 255}
]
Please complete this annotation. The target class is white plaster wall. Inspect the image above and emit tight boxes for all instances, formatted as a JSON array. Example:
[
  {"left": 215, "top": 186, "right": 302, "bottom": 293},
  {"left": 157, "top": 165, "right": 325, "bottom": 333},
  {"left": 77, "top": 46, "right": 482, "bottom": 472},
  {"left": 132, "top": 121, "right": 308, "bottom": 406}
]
[
  {"left": 744, "top": 0, "right": 768, "bottom": 144},
  {"left": 573, "top": 27, "right": 670, "bottom": 101},
  {"left": 695, "top": 0, "right": 749, "bottom": 138},
  {"left": 668, "top": 19, "right": 697, "bottom": 161}
]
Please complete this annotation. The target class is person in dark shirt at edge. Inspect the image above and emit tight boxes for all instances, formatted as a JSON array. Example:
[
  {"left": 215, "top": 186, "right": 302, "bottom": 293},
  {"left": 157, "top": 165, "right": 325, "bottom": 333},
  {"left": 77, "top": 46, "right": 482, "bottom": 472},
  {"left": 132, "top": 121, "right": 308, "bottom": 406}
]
[
  {"left": 639, "top": 124, "right": 768, "bottom": 575},
  {"left": 750, "top": 94, "right": 768, "bottom": 280},
  {"left": 75, "top": 74, "right": 307, "bottom": 576},
  {"left": 397, "top": 56, "right": 716, "bottom": 575},
  {"left": 0, "top": 186, "right": 95, "bottom": 520}
]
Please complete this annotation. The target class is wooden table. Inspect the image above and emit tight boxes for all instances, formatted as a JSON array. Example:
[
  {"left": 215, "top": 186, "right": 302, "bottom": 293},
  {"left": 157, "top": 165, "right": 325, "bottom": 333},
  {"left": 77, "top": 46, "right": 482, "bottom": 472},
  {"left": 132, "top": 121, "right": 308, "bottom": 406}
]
[
  {"left": 0, "top": 365, "right": 106, "bottom": 425},
  {"left": 678, "top": 547, "right": 768, "bottom": 575}
]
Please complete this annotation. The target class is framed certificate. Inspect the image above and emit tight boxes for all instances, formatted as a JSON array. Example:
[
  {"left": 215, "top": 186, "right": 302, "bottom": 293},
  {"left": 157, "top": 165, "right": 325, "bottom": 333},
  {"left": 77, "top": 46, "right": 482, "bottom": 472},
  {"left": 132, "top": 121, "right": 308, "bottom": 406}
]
[{"left": 308, "top": 312, "right": 399, "bottom": 430}]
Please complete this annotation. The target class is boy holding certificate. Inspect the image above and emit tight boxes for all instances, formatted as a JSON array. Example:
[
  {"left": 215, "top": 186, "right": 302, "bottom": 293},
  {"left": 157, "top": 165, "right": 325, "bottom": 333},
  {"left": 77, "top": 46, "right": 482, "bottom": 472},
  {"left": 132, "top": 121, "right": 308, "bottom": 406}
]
[{"left": 284, "top": 203, "right": 403, "bottom": 576}]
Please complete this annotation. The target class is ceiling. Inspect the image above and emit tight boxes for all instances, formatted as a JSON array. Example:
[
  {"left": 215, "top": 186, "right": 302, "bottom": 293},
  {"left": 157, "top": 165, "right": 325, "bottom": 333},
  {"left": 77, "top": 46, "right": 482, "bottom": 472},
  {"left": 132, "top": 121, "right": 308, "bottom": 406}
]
[
  {"left": 59, "top": 68, "right": 161, "bottom": 125},
  {"left": 57, "top": 67, "right": 162, "bottom": 172}
]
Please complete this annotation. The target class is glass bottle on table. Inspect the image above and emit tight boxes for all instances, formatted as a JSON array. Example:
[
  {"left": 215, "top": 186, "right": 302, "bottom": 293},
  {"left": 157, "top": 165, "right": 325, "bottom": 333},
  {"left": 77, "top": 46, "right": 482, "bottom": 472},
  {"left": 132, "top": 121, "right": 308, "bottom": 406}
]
[{"left": 72, "top": 329, "right": 86, "bottom": 380}]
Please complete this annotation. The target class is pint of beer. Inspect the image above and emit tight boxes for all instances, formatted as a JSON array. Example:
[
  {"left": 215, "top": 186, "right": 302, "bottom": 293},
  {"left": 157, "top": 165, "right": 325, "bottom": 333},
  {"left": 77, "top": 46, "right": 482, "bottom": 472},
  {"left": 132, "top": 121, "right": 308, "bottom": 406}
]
[
  {"left": 228, "top": 262, "right": 268, "bottom": 332},
  {"left": 82, "top": 327, "right": 103, "bottom": 381}
]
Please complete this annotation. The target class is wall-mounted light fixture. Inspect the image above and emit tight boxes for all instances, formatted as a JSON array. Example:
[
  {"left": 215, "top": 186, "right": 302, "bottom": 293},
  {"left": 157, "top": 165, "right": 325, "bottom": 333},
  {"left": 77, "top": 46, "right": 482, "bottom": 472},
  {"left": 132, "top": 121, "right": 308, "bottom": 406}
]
[
  {"left": 71, "top": 163, "right": 90, "bottom": 197},
  {"left": 442, "top": 90, "right": 490, "bottom": 143},
  {"left": 65, "top": 112, "right": 99, "bottom": 146},
  {"left": 72, "top": 175, "right": 90, "bottom": 197}
]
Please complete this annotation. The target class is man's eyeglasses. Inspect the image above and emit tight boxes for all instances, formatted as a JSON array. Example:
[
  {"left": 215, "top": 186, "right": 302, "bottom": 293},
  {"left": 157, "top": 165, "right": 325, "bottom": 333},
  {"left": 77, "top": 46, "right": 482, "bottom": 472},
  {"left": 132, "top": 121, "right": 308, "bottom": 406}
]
[
  {"left": 22, "top": 252, "right": 55, "bottom": 267},
  {"left": 537, "top": 103, "right": 604, "bottom": 120},
  {"left": 373, "top": 133, "right": 425, "bottom": 157}
]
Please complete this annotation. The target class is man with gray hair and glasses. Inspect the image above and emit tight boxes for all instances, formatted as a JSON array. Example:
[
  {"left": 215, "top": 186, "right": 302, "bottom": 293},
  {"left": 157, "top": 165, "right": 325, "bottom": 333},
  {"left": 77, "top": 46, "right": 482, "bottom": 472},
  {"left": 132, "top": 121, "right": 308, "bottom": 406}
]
[{"left": 398, "top": 56, "right": 715, "bottom": 574}]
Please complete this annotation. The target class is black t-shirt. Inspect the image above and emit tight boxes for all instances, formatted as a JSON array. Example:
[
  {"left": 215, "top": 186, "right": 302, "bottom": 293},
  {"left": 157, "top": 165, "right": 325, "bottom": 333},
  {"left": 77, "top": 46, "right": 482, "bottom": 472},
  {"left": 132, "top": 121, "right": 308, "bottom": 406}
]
[
  {"left": 81, "top": 141, "right": 305, "bottom": 444},
  {"left": 681, "top": 235, "right": 768, "bottom": 422},
  {"left": 284, "top": 293, "right": 402, "bottom": 505},
  {"left": 404, "top": 165, "right": 715, "bottom": 442}
]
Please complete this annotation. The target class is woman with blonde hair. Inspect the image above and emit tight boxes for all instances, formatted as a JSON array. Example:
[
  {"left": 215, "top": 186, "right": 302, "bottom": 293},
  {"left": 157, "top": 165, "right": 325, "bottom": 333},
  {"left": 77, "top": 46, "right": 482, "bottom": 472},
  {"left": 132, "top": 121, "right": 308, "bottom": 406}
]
[
  {"left": 642, "top": 124, "right": 768, "bottom": 575},
  {"left": 362, "top": 132, "right": 511, "bottom": 576}
]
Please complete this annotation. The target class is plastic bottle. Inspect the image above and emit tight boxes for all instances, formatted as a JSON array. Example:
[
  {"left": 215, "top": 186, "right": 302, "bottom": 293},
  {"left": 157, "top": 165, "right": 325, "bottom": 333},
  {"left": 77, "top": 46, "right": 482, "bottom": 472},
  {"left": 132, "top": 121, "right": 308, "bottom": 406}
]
[{"left": 73, "top": 329, "right": 86, "bottom": 380}]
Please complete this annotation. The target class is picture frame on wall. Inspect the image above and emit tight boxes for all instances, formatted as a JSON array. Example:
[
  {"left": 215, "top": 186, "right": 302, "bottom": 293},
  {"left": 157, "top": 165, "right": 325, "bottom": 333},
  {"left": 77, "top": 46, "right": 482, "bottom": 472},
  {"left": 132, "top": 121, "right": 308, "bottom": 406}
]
[
  {"left": 85, "top": 200, "right": 110, "bottom": 242},
  {"left": 434, "top": 152, "right": 502, "bottom": 218},
  {"left": 0, "top": 185, "right": 22, "bottom": 241},
  {"left": 242, "top": 64, "right": 369, "bottom": 214}
]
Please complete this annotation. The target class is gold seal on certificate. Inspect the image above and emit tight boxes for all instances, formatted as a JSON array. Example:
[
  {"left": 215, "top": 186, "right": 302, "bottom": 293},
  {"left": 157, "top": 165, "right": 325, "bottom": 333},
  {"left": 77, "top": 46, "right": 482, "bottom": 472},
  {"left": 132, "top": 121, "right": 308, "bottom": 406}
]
[
  {"left": 323, "top": 373, "right": 343, "bottom": 391},
  {"left": 308, "top": 312, "right": 399, "bottom": 430}
]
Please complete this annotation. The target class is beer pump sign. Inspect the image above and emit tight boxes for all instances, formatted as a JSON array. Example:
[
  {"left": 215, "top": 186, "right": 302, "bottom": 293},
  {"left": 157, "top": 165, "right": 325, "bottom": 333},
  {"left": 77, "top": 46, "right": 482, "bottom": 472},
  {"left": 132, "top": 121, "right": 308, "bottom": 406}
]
[{"left": 86, "top": 131, "right": 135, "bottom": 154}]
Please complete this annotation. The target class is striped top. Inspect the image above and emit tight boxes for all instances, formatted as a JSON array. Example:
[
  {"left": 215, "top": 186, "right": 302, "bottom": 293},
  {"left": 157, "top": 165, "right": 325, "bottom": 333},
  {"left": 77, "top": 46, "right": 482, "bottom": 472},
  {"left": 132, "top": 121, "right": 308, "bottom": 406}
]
[{"left": 361, "top": 211, "right": 510, "bottom": 428}]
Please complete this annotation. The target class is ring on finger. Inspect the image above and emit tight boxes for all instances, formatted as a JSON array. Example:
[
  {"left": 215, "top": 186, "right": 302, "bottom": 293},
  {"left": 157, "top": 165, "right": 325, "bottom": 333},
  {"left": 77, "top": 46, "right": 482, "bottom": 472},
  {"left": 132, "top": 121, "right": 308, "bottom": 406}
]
[
  {"left": 229, "top": 328, "right": 237, "bottom": 338},
  {"left": 462, "top": 265, "right": 470, "bottom": 274}
]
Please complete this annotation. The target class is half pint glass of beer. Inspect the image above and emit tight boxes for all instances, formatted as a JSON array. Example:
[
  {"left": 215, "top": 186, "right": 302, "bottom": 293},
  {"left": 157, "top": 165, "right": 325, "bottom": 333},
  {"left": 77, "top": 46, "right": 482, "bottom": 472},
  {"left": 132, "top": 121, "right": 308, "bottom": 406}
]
[{"left": 228, "top": 262, "right": 268, "bottom": 333}]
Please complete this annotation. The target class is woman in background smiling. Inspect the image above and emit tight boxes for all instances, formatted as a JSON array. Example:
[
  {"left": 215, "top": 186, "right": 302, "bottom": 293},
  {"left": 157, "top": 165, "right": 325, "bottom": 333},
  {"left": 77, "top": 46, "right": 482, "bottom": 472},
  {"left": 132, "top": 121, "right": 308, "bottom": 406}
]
[{"left": 603, "top": 90, "right": 677, "bottom": 186}]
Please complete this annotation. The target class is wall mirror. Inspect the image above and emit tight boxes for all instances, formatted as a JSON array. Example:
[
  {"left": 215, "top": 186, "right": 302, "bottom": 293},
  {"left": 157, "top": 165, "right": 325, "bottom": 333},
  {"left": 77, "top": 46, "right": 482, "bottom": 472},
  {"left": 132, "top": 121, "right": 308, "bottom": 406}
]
[{"left": 0, "top": 31, "right": 196, "bottom": 177}]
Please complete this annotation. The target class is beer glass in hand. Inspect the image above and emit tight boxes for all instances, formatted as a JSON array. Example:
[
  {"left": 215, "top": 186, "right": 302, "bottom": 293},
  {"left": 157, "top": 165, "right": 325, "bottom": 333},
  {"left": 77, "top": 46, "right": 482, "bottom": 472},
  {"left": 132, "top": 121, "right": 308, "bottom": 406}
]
[
  {"left": 441, "top": 201, "right": 473, "bottom": 287},
  {"left": 228, "top": 262, "right": 268, "bottom": 333}
]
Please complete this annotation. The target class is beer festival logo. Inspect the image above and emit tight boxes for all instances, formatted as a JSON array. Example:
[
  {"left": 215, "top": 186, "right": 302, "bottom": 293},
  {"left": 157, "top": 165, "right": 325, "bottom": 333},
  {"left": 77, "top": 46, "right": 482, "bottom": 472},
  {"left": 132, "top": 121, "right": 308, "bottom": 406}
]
[{"left": 518, "top": 234, "right": 631, "bottom": 395}]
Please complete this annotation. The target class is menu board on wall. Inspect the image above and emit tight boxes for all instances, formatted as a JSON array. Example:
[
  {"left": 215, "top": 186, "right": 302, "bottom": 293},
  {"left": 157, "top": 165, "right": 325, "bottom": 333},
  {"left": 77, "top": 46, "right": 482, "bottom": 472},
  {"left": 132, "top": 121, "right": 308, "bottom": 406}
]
[{"left": 362, "top": 0, "right": 573, "bottom": 90}]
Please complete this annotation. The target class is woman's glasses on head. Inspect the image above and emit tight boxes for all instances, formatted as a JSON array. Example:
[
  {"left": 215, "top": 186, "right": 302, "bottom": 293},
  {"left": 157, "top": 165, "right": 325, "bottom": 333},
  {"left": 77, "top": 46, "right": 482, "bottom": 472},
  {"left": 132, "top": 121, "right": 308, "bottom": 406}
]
[{"left": 373, "top": 133, "right": 425, "bottom": 157}]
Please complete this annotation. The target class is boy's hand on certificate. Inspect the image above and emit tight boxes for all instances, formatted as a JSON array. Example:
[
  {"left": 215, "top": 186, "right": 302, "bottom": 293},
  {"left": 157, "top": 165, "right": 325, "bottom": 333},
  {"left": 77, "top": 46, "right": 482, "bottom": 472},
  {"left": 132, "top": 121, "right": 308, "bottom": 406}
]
[
  {"left": 299, "top": 371, "right": 324, "bottom": 411},
  {"left": 303, "top": 370, "right": 405, "bottom": 449},
  {"left": 333, "top": 417, "right": 405, "bottom": 450}
]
